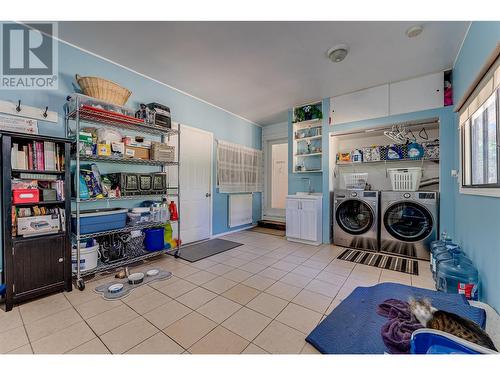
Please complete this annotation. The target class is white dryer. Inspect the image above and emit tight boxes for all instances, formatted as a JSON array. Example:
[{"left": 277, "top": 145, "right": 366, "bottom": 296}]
[
  {"left": 380, "top": 191, "right": 438, "bottom": 260},
  {"left": 333, "top": 190, "right": 379, "bottom": 251}
]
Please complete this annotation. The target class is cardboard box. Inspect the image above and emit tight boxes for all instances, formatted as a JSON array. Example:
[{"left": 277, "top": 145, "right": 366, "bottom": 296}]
[
  {"left": 17, "top": 214, "right": 60, "bottom": 237},
  {"left": 125, "top": 146, "right": 150, "bottom": 160},
  {"left": 97, "top": 144, "right": 111, "bottom": 156}
]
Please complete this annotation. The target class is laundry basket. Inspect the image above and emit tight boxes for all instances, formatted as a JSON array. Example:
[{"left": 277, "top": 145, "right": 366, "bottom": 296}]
[
  {"left": 343, "top": 173, "right": 368, "bottom": 190},
  {"left": 388, "top": 167, "right": 422, "bottom": 191}
]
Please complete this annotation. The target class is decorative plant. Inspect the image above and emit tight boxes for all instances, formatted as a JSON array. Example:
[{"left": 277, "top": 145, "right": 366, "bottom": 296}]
[{"left": 294, "top": 104, "right": 323, "bottom": 122}]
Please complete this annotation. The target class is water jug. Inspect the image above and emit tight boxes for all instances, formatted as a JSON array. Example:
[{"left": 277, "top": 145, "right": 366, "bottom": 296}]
[
  {"left": 436, "top": 253, "right": 479, "bottom": 300},
  {"left": 429, "top": 232, "right": 452, "bottom": 272},
  {"left": 433, "top": 245, "right": 472, "bottom": 281}
]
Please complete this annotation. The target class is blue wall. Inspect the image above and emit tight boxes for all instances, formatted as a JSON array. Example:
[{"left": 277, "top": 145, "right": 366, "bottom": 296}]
[
  {"left": 451, "top": 22, "right": 500, "bottom": 311},
  {"left": 0, "top": 30, "right": 262, "bottom": 274}
]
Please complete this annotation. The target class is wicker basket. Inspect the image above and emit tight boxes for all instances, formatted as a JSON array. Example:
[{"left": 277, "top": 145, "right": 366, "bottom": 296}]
[{"left": 76, "top": 74, "right": 132, "bottom": 106}]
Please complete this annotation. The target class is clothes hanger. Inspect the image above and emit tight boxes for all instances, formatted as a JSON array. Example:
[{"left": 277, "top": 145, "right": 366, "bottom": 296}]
[{"left": 419, "top": 127, "right": 429, "bottom": 140}]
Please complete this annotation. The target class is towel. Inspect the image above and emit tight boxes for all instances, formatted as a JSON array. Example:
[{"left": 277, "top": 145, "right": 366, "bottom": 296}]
[{"left": 377, "top": 298, "right": 423, "bottom": 354}]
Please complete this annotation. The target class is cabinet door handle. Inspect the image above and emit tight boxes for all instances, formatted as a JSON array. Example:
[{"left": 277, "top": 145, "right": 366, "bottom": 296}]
[{"left": 58, "top": 258, "right": 64, "bottom": 263}]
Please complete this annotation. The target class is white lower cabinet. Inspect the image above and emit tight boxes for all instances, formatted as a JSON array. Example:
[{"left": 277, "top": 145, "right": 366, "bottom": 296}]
[{"left": 285, "top": 195, "right": 322, "bottom": 245}]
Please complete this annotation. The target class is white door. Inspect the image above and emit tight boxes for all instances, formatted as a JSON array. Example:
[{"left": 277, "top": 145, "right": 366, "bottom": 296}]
[
  {"left": 299, "top": 200, "right": 317, "bottom": 241},
  {"left": 169, "top": 124, "right": 212, "bottom": 244},
  {"left": 285, "top": 199, "right": 301, "bottom": 238},
  {"left": 265, "top": 139, "right": 288, "bottom": 220}
]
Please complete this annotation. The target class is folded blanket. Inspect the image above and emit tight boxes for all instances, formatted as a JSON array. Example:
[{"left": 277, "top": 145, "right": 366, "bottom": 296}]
[{"left": 377, "top": 298, "right": 423, "bottom": 354}]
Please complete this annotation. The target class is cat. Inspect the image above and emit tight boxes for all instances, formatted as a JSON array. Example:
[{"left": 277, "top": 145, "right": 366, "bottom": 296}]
[{"left": 408, "top": 297, "right": 497, "bottom": 352}]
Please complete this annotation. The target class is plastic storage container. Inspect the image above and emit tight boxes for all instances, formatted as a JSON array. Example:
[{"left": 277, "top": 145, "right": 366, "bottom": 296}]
[
  {"left": 388, "top": 167, "right": 422, "bottom": 191},
  {"left": 343, "top": 173, "right": 368, "bottom": 190},
  {"left": 72, "top": 242, "right": 100, "bottom": 272},
  {"left": 436, "top": 253, "right": 479, "bottom": 300},
  {"left": 13, "top": 189, "right": 39, "bottom": 204},
  {"left": 71, "top": 208, "right": 127, "bottom": 234},
  {"left": 144, "top": 227, "right": 165, "bottom": 251}
]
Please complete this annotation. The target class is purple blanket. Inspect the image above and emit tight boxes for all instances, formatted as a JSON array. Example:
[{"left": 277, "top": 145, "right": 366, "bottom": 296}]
[{"left": 377, "top": 299, "right": 423, "bottom": 354}]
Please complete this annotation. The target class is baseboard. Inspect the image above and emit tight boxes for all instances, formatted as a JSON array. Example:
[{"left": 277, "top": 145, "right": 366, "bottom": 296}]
[{"left": 211, "top": 224, "right": 257, "bottom": 239}]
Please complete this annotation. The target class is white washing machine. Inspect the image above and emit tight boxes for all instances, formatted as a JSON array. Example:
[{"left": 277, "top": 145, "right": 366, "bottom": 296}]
[
  {"left": 380, "top": 191, "right": 438, "bottom": 260},
  {"left": 333, "top": 190, "right": 379, "bottom": 251}
]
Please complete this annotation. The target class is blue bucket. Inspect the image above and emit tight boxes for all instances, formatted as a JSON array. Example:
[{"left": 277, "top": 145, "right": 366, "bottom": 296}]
[{"left": 143, "top": 228, "right": 165, "bottom": 251}]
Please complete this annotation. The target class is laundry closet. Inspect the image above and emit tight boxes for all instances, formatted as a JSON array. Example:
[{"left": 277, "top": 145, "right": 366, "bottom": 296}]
[{"left": 329, "top": 118, "right": 440, "bottom": 261}]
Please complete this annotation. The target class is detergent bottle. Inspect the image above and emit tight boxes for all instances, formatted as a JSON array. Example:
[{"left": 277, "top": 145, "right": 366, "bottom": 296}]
[
  {"left": 169, "top": 201, "right": 178, "bottom": 221},
  {"left": 164, "top": 222, "right": 173, "bottom": 249}
]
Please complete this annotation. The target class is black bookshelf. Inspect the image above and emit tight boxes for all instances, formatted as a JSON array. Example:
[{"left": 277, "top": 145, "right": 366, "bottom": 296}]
[{"left": 1, "top": 131, "right": 72, "bottom": 311}]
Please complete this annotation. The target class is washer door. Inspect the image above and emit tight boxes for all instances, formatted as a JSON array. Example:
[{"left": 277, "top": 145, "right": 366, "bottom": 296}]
[
  {"left": 383, "top": 202, "right": 433, "bottom": 242},
  {"left": 335, "top": 199, "right": 374, "bottom": 235}
]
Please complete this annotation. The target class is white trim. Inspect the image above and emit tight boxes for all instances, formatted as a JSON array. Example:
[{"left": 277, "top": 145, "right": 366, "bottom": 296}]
[
  {"left": 22, "top": 22, "right": 262, "bottom": 129},
  {"left": 453, "top": 22, "right": 473, "bottom": 68},
  {"left": 459, "top": 187, "right": 500, "bottom": 198},
  {"left": 210, "top": 225, "right": 257, "bottom": 239},
  {"left": 263, "top": 137, "right": 288, "bottom": 219}
]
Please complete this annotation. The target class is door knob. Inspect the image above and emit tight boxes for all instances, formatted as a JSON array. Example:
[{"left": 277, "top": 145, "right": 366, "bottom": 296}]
[
  {"left": 58, "top": 258, "right": 64, "bottom": 263},
  {"left": 206, "top": 193, "right": 211, "bottom": 197}
]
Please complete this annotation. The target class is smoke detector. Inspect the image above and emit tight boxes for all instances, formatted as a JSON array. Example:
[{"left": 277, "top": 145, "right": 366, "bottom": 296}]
[
  {"left": 406, "top": 25, "right": 423, "bottom": 38},
  {"left": 327, "top": 44, "right": 349, "bottom": 63}
]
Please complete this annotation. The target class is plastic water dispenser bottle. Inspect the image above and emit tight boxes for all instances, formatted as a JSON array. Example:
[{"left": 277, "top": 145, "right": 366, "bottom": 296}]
[
  {"left": 433, "top": 245, "right": 472, "bottom": 282},
  {"left": 429, "top": 232, "right": 452, "bottom": 272},
  {"left": 436, "top": 252, "right": 479, "bottom": 300}
]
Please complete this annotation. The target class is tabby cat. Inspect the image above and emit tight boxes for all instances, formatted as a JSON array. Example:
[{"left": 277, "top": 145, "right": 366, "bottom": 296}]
[{"left": 408, "top": 297, "right": 497, "bottom": 351}]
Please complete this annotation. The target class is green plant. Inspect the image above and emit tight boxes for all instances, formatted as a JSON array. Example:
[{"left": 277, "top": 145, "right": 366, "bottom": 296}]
[{"left": 294, "top": 104, "right": 322, "bottom": 123}]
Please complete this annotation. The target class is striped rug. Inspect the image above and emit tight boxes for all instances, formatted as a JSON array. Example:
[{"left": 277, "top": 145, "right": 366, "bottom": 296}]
[{"left": 337, "top": 249, "right": 419, "bottom": 275}]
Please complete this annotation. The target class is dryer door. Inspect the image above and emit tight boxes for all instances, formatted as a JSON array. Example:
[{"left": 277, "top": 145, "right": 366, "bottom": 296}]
[
  {"left": 335, "top": 199, "right": 374, "bottom": 235},
  {"left": 383, "top": 202, "right": 433, "bottom": 242}
]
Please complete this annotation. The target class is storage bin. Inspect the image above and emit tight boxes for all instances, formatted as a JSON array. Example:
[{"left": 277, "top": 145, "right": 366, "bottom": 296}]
[
  {"left": 343, "top": 173, "right": 368, "bottom": 190},
  {"left": 388, "top": 167, "right": 422, "bottom": 191},
  {"left": 71, "top": 208, "right": 127, "bottom": 234},
  {"left": 72, "top": 243, "right": 100, "bottom": 272},
  {"left": 13, "top": 189, "right": 39, "bottom": 204},
  {"left": 144, "top": 227, "right": 165, "bottom": 251}
]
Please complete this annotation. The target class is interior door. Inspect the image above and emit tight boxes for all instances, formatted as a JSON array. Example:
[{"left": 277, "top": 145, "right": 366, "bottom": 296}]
[
  {"left": 170, "top": 124, "right": 212, "bottom": 244},
  {"left": 285, "top": 199, "right": 301, "bottom": 238},
  {"left": 299, "top": 199, "right": 317, "bottom": 241},
  {"left": 265, "top": 139, "right": 288, "bottom": 220}
]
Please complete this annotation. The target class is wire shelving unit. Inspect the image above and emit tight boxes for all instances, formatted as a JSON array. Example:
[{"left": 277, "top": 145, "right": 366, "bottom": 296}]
[{"left": 65, "top": 94, "right": 181, "bottom": 291}]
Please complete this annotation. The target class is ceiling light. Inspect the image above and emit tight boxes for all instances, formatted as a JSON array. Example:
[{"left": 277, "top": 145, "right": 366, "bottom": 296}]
[
  {"left": 406, "top": 25, "right": 423, "bottom": 38},
  {"left": 327, "top": 44, "right": 349, "bottom": 63}
]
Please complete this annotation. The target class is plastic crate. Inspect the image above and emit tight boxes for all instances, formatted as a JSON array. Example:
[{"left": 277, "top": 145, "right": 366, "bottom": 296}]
[
  {"left": 71, "top": 208, "right": 127, "bottom": 234},
  {"left": 343, "top": 173, "right": 368, "bottom": 190},
  {"left": 388, "top": 167, "right": 422, "bottom": 191}
]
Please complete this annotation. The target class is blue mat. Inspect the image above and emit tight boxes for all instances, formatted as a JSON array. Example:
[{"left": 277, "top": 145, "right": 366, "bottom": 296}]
[{"left": 305, "top": 283, "right": 486, "bottom": 354}]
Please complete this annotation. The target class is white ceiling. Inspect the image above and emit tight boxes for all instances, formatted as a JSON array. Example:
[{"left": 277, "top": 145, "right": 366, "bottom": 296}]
[{"left": 59, "top": 21, "right": 469, "bottom": 125}]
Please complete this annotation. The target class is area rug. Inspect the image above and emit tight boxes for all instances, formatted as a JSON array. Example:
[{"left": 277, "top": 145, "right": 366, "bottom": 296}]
[
  {"left": 337, "top": 248, "right": 419, "bottom": 275},
  {"left": 177, "top": 238, "right": 242, "bottom": 262},
  {"left": 305, "top": 282, "right": 486, "bottom": 354}
]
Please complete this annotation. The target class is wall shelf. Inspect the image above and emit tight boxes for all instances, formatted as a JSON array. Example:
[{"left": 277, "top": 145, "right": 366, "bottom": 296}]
[
  {"left": 336, "top": 158, "right": 439, "bottom": 166},
  {"left": 295, "top": 135, "right": 322, "bottom": 142},
  {"left": 295, "top": 152, "right": 322, "bottom": 157}
]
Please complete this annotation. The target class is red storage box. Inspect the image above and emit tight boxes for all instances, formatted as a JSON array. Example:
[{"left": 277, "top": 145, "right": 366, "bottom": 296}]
[{"left": 13, "top": 189, "right": 39, "bottom": 204}]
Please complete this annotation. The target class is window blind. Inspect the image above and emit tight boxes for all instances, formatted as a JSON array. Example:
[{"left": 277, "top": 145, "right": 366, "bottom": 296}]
[{"left": 217, "top": 140, "right": 263, "bottom": 193}]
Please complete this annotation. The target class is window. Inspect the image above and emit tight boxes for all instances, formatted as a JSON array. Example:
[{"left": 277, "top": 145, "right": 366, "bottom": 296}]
[
  {"left": 459, "top": 53, "right": 500, "bottom": 196},
  {"left": 217, "top": 140, "right": 263, "bottom": 193},
  {"left": 461, "top": 90, "right": 499, "bottom": 188}
]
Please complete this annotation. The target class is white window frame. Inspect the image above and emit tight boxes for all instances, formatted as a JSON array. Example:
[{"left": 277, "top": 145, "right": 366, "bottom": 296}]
[{"left": 459, "top": 58, "right": 500, "bottom": 198}]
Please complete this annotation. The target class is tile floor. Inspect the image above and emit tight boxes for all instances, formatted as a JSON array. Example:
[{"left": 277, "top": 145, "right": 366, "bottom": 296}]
[{"left": 0, "top": 230, "right": 435, "bottom": 354}]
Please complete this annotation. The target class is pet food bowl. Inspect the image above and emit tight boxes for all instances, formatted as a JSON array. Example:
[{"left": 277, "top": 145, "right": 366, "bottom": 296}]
[
  {"left": 128, "top": 272, "right": 144, "bottom": 285},
  {"left": 108, "top": 283, "right": 124, "bottom": 293},
  {"left": 146, "top": 269, "right": 159, "bottom": 277}
]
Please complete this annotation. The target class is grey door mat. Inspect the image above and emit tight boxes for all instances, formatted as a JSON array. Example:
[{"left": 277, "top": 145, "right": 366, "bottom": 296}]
[
  {"left": 95, "top": 269, "right": 172, "bottom": 300},
  {"left": 338, "top": 248, "right": 419, "bottom": 275},
  {"left": 177, "top": 238, "right": 243, "bottom": 262}
]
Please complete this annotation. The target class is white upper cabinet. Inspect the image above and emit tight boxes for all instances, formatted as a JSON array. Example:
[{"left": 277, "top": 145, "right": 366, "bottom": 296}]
[
  {"left": 389, "top": 72, "right": 444, "bottom": 115},
  {"left": 329, "top": 72, "right": 445, "bottom": 126},
  {"left": 330, "top": 84, "right": 389, "bottom": 125}
]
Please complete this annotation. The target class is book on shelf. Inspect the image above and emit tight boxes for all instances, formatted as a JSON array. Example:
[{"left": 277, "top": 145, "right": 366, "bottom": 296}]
[{"left": 10, "top": 140, "right": 63, "bottom": 172}]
